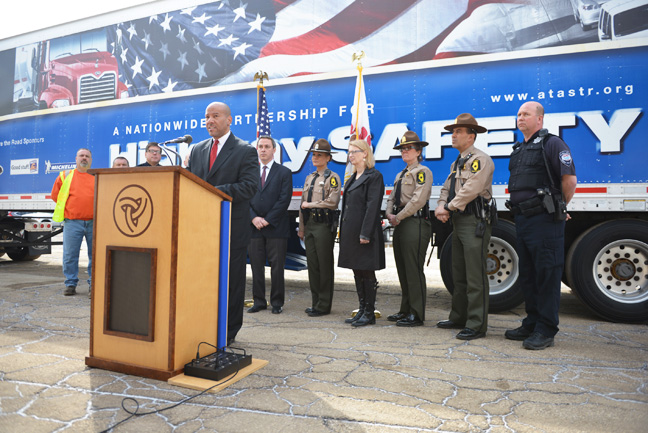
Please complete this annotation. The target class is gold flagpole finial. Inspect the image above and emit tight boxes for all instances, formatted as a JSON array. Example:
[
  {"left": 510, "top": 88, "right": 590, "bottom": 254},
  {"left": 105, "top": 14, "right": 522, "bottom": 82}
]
[
  {"left": 351, "top": 51, "right": 365, "bottom": 65},
  {"left": 253, "top": 71, "right": 269, "bottom": 87}
]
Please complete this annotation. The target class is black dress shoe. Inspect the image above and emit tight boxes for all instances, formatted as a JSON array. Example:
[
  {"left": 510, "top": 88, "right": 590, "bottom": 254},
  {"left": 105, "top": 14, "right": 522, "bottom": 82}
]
[
  {"left": 396, "top": 314, "right": 424, "bottom": 327},
  {"left": 456, "top": 328, "right": 486, "bottom": 340},
  {"left": 505, "top": 325, "right": 533, "bottom": 341},
  {"left": 307, "top": 309, "right": 328, "bottom": 317},
  {"left": 305, "top": 307, "right": 313, "bottom": 314},
  {"left": 436, "top": 320, "right": 463, "bottom": 329},
  {"left": 523, "top": 332, "right": 554, "bottom": 350},
  {"left": 272, "top": 306, "right": 282, "bottom": 314},
  {"left": 247, "top": 304, "right": 267, "bottom": 313},
  {"left": 387, "top": 312, "right": 407, "bottom": 322}
]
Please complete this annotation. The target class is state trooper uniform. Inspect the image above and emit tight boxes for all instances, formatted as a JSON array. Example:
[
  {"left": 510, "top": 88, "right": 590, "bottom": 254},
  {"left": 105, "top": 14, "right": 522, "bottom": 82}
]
[
  {"left": 385, "top": 131, "right": 433, "bottom": 327},
  {"left": 437, "top": 114, "right": 495, "bottom": 339},
  {"left": 299, "top": 139, "right": 341, "bottom": 316}
]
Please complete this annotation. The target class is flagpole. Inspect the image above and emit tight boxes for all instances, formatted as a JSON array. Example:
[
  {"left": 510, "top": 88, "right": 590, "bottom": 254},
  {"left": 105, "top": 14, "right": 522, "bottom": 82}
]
[
  {"left": 354, "top": 63, "right": 363, "bottom": 140},
  {"left": 351, "top": 51, "right": 365, "bottom": 141},
  {"left": 253, "top": 70, "right": 268, "bottom": 138}
]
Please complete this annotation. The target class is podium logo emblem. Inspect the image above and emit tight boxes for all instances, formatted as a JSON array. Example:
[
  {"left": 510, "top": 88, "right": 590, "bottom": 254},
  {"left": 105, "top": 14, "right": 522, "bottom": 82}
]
[{"left": 113, "top": 185, "right": 154, "bottom": 237}]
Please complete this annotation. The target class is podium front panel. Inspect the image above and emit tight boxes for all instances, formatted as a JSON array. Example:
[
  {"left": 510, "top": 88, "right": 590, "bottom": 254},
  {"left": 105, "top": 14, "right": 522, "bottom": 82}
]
[
  {"left": 91, "top": 172, "right": 175, "bottom": 370},
  {"left": 87, "top": 167, "right": 227, "bottom": 379}
]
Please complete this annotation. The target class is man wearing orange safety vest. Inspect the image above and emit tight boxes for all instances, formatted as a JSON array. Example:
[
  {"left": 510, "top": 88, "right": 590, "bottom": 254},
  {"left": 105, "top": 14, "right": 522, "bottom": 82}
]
[{"left": 51, "top": 148, "right": 95, "bottom": 297}]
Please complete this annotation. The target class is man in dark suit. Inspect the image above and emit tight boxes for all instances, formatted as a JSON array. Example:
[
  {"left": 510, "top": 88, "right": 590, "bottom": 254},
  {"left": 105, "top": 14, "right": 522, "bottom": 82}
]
[
  {"left": 187, "top": 101, "right": 259, "bottom": 345},
  {"left": 247, "top": 135, "right": 293, "bottom": 315}
]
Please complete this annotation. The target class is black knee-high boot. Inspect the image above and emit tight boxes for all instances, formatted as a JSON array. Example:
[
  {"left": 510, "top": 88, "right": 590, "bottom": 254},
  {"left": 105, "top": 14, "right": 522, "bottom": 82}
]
[
  {"left": 352, "top": 279, "right": 377, "bottom": 327},
  {"left": 345, "top": 276, "right": 365, "bottom": 324}
]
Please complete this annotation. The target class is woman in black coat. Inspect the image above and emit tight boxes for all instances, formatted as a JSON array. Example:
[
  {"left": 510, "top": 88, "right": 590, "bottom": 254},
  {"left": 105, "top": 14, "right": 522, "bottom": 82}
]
[{"left": 338, "top": 139, "right": 385, "bottom": 326}]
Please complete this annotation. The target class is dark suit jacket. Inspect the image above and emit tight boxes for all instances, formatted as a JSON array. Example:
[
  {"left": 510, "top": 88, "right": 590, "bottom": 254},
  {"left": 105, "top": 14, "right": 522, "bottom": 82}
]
[
  {"left": 338, "top": 167, "right": 386, "bottom": 271},
  {"left": 250, "top": 163, "right": 293, "bottom": 239},
  {"left": 187, "top": 133, "right": 259, "bottom": 249}
]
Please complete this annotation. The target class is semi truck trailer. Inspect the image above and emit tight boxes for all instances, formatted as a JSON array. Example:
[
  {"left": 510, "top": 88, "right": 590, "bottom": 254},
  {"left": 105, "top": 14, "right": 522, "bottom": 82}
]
[{"left": 1, "top": 0, "right": 646, "bottom": 323}]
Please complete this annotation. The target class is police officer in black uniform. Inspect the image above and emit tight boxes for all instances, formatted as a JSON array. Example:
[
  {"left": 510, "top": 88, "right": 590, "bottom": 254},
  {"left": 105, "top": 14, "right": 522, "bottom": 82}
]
[{"left": 505, "top": 101, "right": 577, "bottom": 350}]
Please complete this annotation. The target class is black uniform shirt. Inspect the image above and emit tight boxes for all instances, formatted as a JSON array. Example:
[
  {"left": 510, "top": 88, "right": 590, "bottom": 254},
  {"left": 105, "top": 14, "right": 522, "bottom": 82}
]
[{"left": 510, "top": 131, "right": 576, "bottom": 203}]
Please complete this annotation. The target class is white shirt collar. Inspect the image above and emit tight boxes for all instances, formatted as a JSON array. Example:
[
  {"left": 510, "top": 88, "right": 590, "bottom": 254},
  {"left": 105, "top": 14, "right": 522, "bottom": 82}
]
[
  {"left": 214, "top": 131, "right": 231, "bottom": 145},
  {"left": 260, "top": 159, "right": 274, "bottom": 174}
]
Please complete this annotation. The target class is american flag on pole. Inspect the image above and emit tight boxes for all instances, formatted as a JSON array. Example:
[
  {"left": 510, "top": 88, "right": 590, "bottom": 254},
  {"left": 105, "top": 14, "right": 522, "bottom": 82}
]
[
  {"left": 256, "top": 85, "right": 271, "bottom": 137},
  {"left": 104, "top": 0, "right": 534, "bottom": 96}
]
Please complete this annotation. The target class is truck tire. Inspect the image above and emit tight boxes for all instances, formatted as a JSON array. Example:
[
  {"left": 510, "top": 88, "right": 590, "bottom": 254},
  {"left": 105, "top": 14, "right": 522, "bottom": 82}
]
[
  {"left": 440, "top": 220, "right": 523, "bottom": 312},
  {"left": 566, "top": 219, "right": 648, "bottom": 323},
  {"left": 7, "top": 247, "right": 41, "bottom": 261}
]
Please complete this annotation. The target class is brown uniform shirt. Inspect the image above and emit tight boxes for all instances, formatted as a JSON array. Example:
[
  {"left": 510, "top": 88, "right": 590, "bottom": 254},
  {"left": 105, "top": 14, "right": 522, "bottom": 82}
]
[
  {"left": 438, "top": 145, "right": 494, "bottom": 211},
  {"left": 298, "top": 169, "right": 341, "bottom": 233},
  {"left": 386, "top": 162, "right": 433, "bottom": 221}
]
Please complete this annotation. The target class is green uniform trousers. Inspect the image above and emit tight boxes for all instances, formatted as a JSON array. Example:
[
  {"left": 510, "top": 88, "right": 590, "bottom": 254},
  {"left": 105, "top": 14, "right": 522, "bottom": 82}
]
[
  {"left": 449, "top": 213, "right": 492, "bottom": 333},
  {"left": 393, "top": 217, "right": 431, "bottom": 321},
  {"left": 304, "top": 219, "right": 336, "bottom": 313}
]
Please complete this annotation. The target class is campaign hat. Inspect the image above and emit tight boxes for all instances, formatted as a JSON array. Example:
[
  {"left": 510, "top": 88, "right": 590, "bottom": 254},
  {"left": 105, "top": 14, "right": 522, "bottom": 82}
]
[
  {"left": 393, "top": 130, "right": 428, "bottom": 149},
  {"left": 444, "top": 113, "right": 487, "bottom": 133},
  {"left": 308, "top": 138, "right": 337, "bottom": 154}
]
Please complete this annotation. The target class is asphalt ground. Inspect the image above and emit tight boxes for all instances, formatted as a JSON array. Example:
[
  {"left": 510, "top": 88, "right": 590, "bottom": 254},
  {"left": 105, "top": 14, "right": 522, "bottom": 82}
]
[{"left": 1, "top": 242, "right": 647, "bottom": 433}]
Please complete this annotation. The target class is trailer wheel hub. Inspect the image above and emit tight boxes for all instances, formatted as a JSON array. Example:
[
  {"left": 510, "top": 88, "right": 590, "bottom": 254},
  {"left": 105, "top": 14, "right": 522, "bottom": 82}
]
[
  {"left": 610, "top": 258, "right": 635, "bottom": 281},
  {"left": 595, "top": 241, "right": 648, "bottom": 300}
]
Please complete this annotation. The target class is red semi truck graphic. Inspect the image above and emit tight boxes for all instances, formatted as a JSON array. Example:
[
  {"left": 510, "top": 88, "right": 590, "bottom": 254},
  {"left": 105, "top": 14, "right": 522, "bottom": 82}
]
[{"left": 13, "top": 30, "right": 128, "bottom": 112}]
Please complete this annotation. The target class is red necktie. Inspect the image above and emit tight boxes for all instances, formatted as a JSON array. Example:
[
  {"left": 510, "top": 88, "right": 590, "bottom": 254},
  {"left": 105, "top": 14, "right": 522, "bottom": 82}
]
[
  {"left": 209, "top": 139, "right": 219, "bottom": 169},
  {"left": 261, "top": 165, "right": 267, "bottom": 188}
]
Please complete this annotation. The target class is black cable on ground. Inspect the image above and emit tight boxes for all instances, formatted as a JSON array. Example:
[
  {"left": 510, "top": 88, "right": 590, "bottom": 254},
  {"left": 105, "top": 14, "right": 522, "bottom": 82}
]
[{"left": 99, "top": 343, "right": 243, "bottom": 433}]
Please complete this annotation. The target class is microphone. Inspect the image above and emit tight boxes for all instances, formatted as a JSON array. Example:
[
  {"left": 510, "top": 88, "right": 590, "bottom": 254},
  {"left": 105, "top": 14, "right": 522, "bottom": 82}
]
[{"left": 162, "top": 135, "right": 193, "bottom": 145}]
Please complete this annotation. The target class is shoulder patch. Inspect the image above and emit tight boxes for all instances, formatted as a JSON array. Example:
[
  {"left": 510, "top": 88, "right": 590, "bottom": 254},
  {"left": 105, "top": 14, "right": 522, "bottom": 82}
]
[
  {"left": 330, "top": 176, "right": 339, "bottom": 188},
  {"left": 559, "top": 150, "right": 572, "bottom": 167},
  {"left": 470, "top": 159, "right": 481, "bottom": 173},
  {"left": 417, "top": 171, "right": 425, "bottom": 185}
]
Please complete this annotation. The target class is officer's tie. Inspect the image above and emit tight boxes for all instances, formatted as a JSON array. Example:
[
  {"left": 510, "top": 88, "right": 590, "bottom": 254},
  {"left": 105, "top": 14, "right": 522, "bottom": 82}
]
[
  {"left": 447, "top": 154, "right": 462, "bottom": 203},
  {"left": 306, "top": 173, "right": 319, "bottom": 202},
  {"left": 393, "top": 167, "right": 408, "bottom": 208}
]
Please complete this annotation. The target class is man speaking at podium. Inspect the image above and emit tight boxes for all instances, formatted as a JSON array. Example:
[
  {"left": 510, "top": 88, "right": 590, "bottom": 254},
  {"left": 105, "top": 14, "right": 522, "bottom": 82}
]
[{"left": 187, "top": 101, "right": 259, "bottom": 346}]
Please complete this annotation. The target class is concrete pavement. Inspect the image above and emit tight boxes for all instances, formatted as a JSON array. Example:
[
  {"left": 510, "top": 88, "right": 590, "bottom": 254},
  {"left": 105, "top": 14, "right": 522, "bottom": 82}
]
[{"left": 0, "top": 244, "right": 646, "bottom": 432}]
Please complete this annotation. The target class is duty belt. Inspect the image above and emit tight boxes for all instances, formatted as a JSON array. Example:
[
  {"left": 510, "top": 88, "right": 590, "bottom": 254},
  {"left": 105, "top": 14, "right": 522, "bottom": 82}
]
[
  {"left": 307, "top": 208, "right": 340, "bottom": 224},
  {"left": 505, "top": 196, "right": 545, "bottom": 217},
  {"left": 394, "top": 206, "right": 429, "bottom": 219}
]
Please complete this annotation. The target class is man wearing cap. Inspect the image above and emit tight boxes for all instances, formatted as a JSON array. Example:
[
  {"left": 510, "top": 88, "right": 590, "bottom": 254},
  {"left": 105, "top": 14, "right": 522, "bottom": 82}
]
[
  {"left": 434, "top": 114, "right": 495, "bottom": 340},
  {"left": 299, "top": 139, "right": 341, "bottom": 317},
  {"left": 504, "top": 101, "right": 577, "bottom": 350},
  {"left": 385, "top": 131, "right": 433, "bottom": 327}
]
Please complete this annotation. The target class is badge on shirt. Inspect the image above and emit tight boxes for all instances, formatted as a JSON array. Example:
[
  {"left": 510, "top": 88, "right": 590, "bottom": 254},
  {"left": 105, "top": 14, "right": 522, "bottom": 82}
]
[
  {"left": 330, "top": 177, "right": 338, "bottom": 188},
  {"left": 417, "top": 171, "right": 425, "bottom": 184},
  {"left": 559, "top": 150, "right": 573, "bottom": 167},
  {"left": 470, "top": 159, "right": 481, "bottom": 173}
]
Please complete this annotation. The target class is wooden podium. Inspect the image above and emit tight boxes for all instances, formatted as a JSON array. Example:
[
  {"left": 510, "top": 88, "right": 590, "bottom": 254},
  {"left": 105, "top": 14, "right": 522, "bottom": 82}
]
[{"left": 85, "top": 167, "right": 232, "bottom": 380}]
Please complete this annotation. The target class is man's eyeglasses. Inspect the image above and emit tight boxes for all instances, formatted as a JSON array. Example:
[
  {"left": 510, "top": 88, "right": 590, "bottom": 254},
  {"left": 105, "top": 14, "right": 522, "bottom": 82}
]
[{"left": 147, "top": 149, "right": 161, "bottom": 154}]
